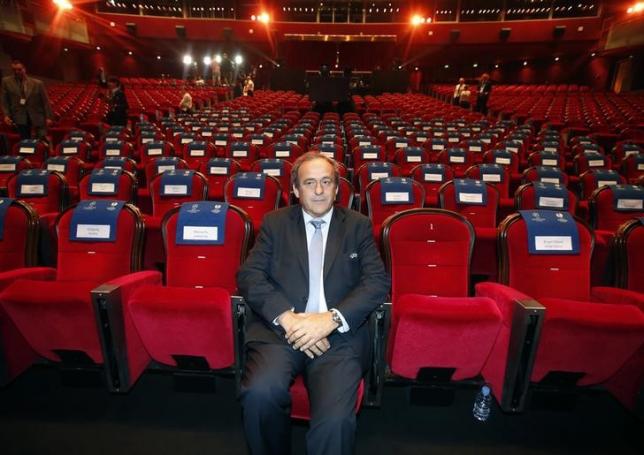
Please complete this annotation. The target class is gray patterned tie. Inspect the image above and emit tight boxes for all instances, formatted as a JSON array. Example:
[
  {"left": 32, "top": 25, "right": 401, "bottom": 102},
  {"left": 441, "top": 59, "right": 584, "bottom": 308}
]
[{"left": 306, "top": 219, "right": 325, "bottom": 313}]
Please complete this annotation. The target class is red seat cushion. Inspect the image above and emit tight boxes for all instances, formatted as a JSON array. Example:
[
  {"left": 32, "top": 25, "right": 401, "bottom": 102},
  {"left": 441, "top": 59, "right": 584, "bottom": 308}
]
[
  {"left": 128, "top": 285, "right": 234, "bottom": 369},
  {"left": 0, "top": 280, "right": 102, "bottom": 362},
  {"left": 388, "top": 294, "right": 502, "bottom": 380}
]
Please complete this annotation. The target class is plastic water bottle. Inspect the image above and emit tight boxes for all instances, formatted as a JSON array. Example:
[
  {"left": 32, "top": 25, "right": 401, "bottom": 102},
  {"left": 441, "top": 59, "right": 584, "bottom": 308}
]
[{"left": 472, "top": 385, "right": 492, "bottom": 421}]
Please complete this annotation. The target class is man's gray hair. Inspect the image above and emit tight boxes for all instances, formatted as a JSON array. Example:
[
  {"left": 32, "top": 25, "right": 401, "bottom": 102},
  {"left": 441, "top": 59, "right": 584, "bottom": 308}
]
[{"left": 290, "top": 151, "right": 340, "bottom": 188}]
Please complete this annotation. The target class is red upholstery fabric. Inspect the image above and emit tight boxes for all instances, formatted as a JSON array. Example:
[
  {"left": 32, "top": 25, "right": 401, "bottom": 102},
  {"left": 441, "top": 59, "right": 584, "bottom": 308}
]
[
  {"left": 7, "top": 172, "right": 67, "bottom": 216},
  {"left": 514, "top": 182, "right": 577, "bottom": 215},
  {"left": 365, "top": 178, "right": 424, "bottom": 244},
  {"left": 592, "top": 287, "right": 644, "bottom": 311},
  {"left": 78, "top": 171, "right": 137, "bottom": 203},
  {"left": 224, "top": 174, "right": 281, "bottom": 235},
  {"left": 615, "top": 220, "right": 644, "bottom": 292},
  {"left": 163, "top": 206, "right": 251, "bottom": 292},
  {"left": 128, "top": 285, "right": 234, "bottom": 369},
  {"left": 1, "top": 280, "right": 101, "bottom": 362},
  {"left": 531, "top": 296, "right": 644, "bottom": 385},
  {"left": 149, "top": 171, "right": 208, "bottom": 218},
  {"left": 335, "top": 177, "right": 354, "bottom": 209},
  {"left": 388, "top": 294, "right": 502, "bottom": 379},
  {"left": 382, "top": 209, "right": 503, "bottom": 384},
  {"left": 0, "top": 303, "right": 38, "bottom": 384},
  {"left": 439, "top": 181, "right": 499, "bottom": 228},
  {"left": 351, "top": 145, "right": 385, "bottom": 171},
  {"left": 0, "top": 201, "right": 38, "bottom": 272},
  {"left": 471, "top": 227, "right": 498, "bottom": 279},
  {"left": 250, "top": 159, "right": 293, "bottom": 206},
  {"left": 590, "top": 186, "right": 644, "bottom": 232}
]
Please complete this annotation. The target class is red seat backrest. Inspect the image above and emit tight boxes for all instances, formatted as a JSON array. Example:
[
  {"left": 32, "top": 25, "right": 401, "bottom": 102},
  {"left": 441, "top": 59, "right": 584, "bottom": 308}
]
[
  {"left": 439, "top": 180, "right": 499, "bottom": 228},
  {"left": 149, "top": 171, "right": 208, "bottom": 218},
  {"left": 0, "top": 199, "right": 38, "bottom": 271}
]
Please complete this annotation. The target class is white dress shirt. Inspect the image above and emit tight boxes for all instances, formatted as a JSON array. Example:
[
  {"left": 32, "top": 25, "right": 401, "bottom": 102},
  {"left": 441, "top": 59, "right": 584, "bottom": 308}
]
[{"left": 302, "top": 208, "right": 350, "bottom": 332}]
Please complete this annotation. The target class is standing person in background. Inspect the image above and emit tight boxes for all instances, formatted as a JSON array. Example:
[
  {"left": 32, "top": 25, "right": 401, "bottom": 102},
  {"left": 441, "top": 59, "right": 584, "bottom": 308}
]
[
  {"left": 453, "top": 77, "right": 467, "bottom": 106},
  {"left": 97, "top": 67, "right": 107, "bottom": 88},
  {"left": 1, "top": 59, "right": 53, "bottom": 140},
  {"left": 221, "top": 53, "right": 233, "bottom": 85},
  {"left": 212, "top": 59, "right": 221, "bottom": 86},
  {"left": 475, "top": 73, "right": 492, "bottom": 115},
  {"left": 105, "top": 77, "right": 128, "bottom": 127},
  {"left": 243, "top": 75, "right": 254, "bottom": 97},
  {"left": 179, "top": 87, "right": 193, "bottom": 112}
]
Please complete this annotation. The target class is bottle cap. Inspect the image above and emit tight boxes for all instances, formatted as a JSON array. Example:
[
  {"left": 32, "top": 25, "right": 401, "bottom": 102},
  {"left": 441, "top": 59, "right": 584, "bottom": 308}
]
[{"left": 482, "top": 385, "right": 491, "bottom": 396}]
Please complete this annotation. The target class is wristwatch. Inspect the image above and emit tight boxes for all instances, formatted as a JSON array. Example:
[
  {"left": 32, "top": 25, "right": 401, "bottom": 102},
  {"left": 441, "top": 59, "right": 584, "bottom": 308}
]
[{"left": 329, "top": 309, "right": 342, "bottom": 328}]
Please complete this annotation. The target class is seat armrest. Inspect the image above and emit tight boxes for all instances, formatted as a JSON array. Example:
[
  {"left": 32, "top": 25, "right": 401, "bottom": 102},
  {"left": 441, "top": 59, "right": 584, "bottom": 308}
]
[
  {"left": 0, "top": 267, "right": 56, "bottom": 293},
  {"left": 591, "top": 287, "right": 644, "bottom": 312},
  {"left": 475, "top": 282, "right": 535, "bottom": 325},
  {"left": 91, "top": 270, "right": 162, "bottom": 393},
  {"left": 365, "top": 302, "right": 390, "bottom": 408}
]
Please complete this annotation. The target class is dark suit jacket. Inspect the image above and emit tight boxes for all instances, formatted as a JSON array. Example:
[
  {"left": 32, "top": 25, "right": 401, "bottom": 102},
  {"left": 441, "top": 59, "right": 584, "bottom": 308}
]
[
  {"left": 106, "top": 88, "right": 128, "bottom": 126},
  {"left": 1, "top": 75, "right": 52, "bottom": 127},
  {"left": 478, "top": 81, "right": 492, "bottom": 101},
  {"left": 237, "top": 205, "right": 390, "bottom": 362}
]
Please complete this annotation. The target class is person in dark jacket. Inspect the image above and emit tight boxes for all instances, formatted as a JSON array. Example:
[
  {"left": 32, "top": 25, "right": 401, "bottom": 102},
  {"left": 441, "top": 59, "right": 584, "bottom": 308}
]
[
  {"left": 105, "top": 77, "right": 128, "bottom": 126},
  {"left": 475, "top": 73, "right": 492, "bottom": 116}
]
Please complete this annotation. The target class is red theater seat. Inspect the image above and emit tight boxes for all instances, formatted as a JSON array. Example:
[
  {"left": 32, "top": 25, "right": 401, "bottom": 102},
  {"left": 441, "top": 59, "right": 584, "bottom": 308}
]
[
  {"left": 0, "top": 199, "right": 38, "bottom": 272},
  {"left": 224, "top": 173, "right": 281, "bottom": 235},
  {"left": 120, "top": 203, "right": 252, "bottom": 388},
  {"left": 613, "top": 218, "right": 644, "bottom": 294},
  {"left": 0, "top": 202, "right": 147, "bottom": 388}
]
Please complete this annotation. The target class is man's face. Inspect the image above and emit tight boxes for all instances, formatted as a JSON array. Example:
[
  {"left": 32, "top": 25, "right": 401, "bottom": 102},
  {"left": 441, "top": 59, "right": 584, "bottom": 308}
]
[
  {"left": 12, "top": 63, "right": 26, "bottom": 79},
  {"left": 293, "top": 158, "right": 338, "bottom": 218},
  {"left": 459, "top": 78, "right": 465, "bottom": 84}
]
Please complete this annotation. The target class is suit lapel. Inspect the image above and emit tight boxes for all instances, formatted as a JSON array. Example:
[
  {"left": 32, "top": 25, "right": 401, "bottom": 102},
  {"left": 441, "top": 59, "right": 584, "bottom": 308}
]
[
  {"left": 23, "top": 79, "right": 33, "bottom": 99},
  {"left": 289, "top": 207, "right": 309, "bottom": 281},
  {"left": 324, "top": 208, "right": 345, "bottom": 279}
]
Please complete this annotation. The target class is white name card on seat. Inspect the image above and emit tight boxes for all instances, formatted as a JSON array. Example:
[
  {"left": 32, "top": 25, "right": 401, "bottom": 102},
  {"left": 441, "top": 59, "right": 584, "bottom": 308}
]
[
  {"left": 432, "top": 144, "right": 444, "bottom": 151},
  {"left": 63, "top": 147, "right": 77, "bottom": 154},
  {"left": 370, "top": 172, "right": 389, "bottom": 180},
  {"left": 542, "top": 159, "right": 558, "bottom": 166},
  {"left": 407, "top": 156, "right": 422, "bottom": 162},
  {"left": 21, "top": 184, "right": 44, "bottom": 195},
  {"left": 233, "top": 133, "right": 243, "bottom": 138},
  {"left": 164, "top": 184, "right": 188, "bottom": 195},
  {"left": 481, "top": 138, "right": 491, "bottom": 144},
  {"left": 320, "top": 151, "right": 334, "bottom": 158},
  {"left": 157, "top": 165, "right": 175, "bottom": 173},
  {"left": 507, "top": 147, "right": 519, "bottom": 153},
  {"left": 263, "top": 169, "right": 281, "bottom": 176},
  {"left": 233, "top": 150, "right": 248, "bottom": 157},
  {"left": 105, "top": 149, "right": 120, "bottom": 156},
  {"left": 544, "top": 147, "right": 557, "bottom": 152},
  {"left": 482, "top": 174, "right": 501, "bottom": 182},
  {"left": 105, "top": 137, "right": 118, "bottom": 142},
  {"left": 0, "top": 164, "right": 16, "bottom": 171},
  {"left": 541, "top": 177, "right": 561, "bottom": 184},
  {"left": 183, "top": 226, "right": 218, "bottom": 241},
  {"left": 142, "top": 138, "right": 153, "bottom": 143},
  {"left": 638, "top": 164, "right": 644, "bottom": 170},
  {"left": 191, "top": 126, "right": 200, "bottom": 131},
  {"left": 275, "top": 150, "right": 290, "bottom": 158},
  {"left": 496, "top": 157, "right": 510, "bottom": 165},
  {"left": 147, "top": 148, "right": 162, "bottom": 156},
  {"left": 76, "top": 224, "right": 110, "bottom": 239},
  {"left": 251, "top": 139, "right": 263, "bottom": 145},
  {"left": 396, "top": 142, "right": 406, "bottom": 148},
  {"left": 363, "top": 152, "right": 377, "bottom": 159},
  {"left": 470, "top": 146, "right": 482, "bottom": 152},
  {"left": 20, "top": 147, "right": 35, "bottom": 154},
  {"left": 597, "top": 180, "right": 617, "bottom": 187},
  {"left": 448, "top": 137, "right": 459, "bottom": 143},
  {"left": 91, "top": 183, "right": 116, "bottom": 193},
  {"left": 47, "top": 164, "right": 66, "bottom": 172},
  {"left": 190, "top": 149, "right": 205, "bottom": 157},
  {"left": 385, "top": 192, "right": 410, "bottom": 202},
  {"left": 535, "top": 236, "right": 572, "bottom": 251},
  {"left": 424, "top": 173, "right": 443, "bottom": 182},
  {"left": 322, "top": 141, "right": 334, "bottom": 145},
  {"left": 237, "top": 187, "right": 261, "bottom": 198},
  {"left": 181, "top": 138, "right": 193, "bottom": 144},
  {"left": 617, "top": 199, "right": 643, "bottom": 210},
  {"left": 210, "top": 166, "right": 228, "bottom": 175},
  {"left": 539, "top": 197, "right": 564, "bottom": 208},
  {"left": 459, "top": 193, "right": 483, "bottom": 203},
  {"left": 359, "top": 141, "right": 371, "bottom": 146},
  {"left": 104, "top": 166, "right": 121, "bottom": 170},
  {"left": 215, "top": 140, "right": 227, "bottom": 146},
  {"left": 202, "top": 131, "right": 213, "bottom": 137},
  {"left": 624, "top": 150, "right": 639, "bottom": 157},
  {"left": 588, "top": 160, "right": 604, "bottom": 167},
  {"left": 450, "top": 156, "right": 465, "bottom": 163},
  {"left": 416, "top": 136, "right": 427, "bottom": 142}
]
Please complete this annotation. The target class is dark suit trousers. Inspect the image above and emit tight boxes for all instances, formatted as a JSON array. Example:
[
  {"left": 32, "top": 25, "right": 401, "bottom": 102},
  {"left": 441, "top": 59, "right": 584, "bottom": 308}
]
[{"left": 240, "top": 335, "right": 362, "bottom": 455}]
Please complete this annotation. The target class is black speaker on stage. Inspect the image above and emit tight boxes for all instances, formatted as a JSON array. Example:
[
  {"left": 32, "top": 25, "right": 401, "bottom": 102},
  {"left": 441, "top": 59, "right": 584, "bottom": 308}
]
[
  {"left": 125, "top": 22, "right": 137, "bottom": 36},
  {"left": 176, "top": 25, "right": 186, "bottom": 39},
  {"left": 500, "top": 28, "right": 511, "bottom": 41},
  {"left": 553, "top": 25, "right": 566, "bottom": 39},
  {"left": 450, "top": 29, "right": 460, "bottom": 42}
]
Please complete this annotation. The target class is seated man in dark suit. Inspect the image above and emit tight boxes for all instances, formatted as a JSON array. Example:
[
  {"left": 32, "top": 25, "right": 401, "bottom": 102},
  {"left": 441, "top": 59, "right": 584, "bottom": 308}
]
[
  {"left": 238, "top": 152, "right": 390, "bottom": 455},
  {"left": 105, "top": 77, "right": 128, "bottom": 127}
]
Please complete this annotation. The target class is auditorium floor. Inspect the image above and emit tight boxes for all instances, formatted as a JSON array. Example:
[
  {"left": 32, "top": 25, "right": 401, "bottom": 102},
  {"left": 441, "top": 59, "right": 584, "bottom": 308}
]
[{"left": 0, "top": 366, "right": 642, "bottom": 454}]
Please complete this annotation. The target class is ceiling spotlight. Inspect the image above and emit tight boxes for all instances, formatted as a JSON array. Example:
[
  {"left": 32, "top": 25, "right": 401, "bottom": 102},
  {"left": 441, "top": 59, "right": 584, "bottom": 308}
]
[
  {"left": 494, "top": 64, "right": 499, "bottom": 68},
  {"left": 234, "top": 55, "right": 243, "bottom": 65},
  {"left": 157, "top": 55, "right": 161, "bottom": 60},
  {"left": 128, "top": 51, "right": 133, "bottom": 56},
  {"left": 444, "top": 64, "right": 449, "bottom": 69},
  {"left": 214, "top": 54, "right": 222, "bottom": 64},
  {"left": 203, "top": 56, "right": 212, "bottom": 65},
  {"left": 259, "top": 64, "right": 263, "bottom": 69},
  {"left": 258, "top": 12, "right": 270, "bottom": 23},
  {"left": 183, "top": 54, "right": 193, "bottom": 65},
  {"left": 591, "top": 52, "right": 596, "bottom": 57},
  {"left": 523, "top": 61, "right": 528, "bottom": 66},
  {"left": 410, "top": 15, "right": 425, "bottom": 26},
  {"left": 110, "top": 22, "right": 116, "bottom": 27},
  {"left": 53, "top": 0, "right": 72, "bottom": 11},
  {"left": 473, "top": 63, "right": 478, "bottom": 68},
  {"left": 554, "top": 56, "right": 560, "bottom": 61},
  {"left": 63, "top": 47, "right": 68, "bottom": 52},
  {"left": 96, "top": 46, "right": 101, "bottom": 51}
]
